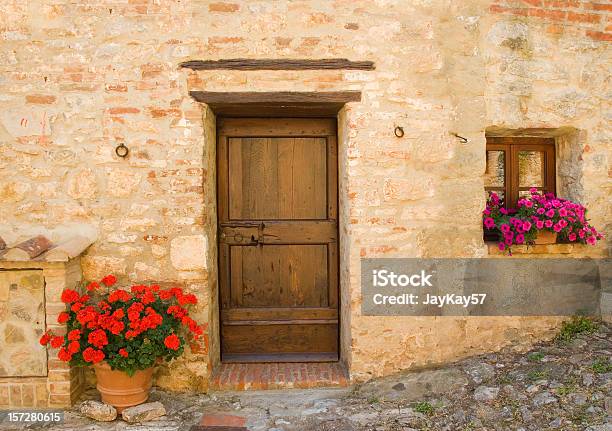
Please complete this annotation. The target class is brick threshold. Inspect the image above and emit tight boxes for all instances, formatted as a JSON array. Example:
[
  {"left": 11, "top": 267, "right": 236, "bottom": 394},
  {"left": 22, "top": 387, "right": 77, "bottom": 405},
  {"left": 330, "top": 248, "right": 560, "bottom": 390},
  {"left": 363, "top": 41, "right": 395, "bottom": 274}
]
[
  {"left": 210, "top": 362, "right": 349, "bottom": 391},
  {"left": 193, "top": 413, "right": 248, "bottom": 431},
  {"left": 191, "top": 427, "right": 246, "bottom": 431}
]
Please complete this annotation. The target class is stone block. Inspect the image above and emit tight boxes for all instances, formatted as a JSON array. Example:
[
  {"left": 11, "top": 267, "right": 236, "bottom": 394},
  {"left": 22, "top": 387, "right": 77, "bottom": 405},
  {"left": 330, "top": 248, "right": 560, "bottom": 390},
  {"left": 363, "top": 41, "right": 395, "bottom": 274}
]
[
  {"left": 0, "top": 385, "right": 9, "bottom": 407},
  {"left": 80, "top": 400, "right": 117, "bottom": 422},
  {"left": 9, "top": 385, "right": 21, "bottom": 407},
  {"left": 21, "top": 384, "right": 34, "bottom": 405},
  {"left": 0, "top": 181, "right": 31, "bottom": 203},
  {"left": 49, "top": 393, "right": 71, "bottom": 407},
  {"left": 170, "top": 235, "right": 207, "bottom": 271},
  {"left": 66, "top": 168, "right": 97, "bottom": 200},
  {"left": 81, "top": 255, "right": 126, "bottom": 280},
  {"left": 382, "top": 177, "right": 434, "bottom": 202},
  {"left": 106, "top": 168, "right": 142, "bottom": 198},
  {"left": 121, "top": 401, "right": 166, "bottom": 423},
  {"left": 35, "top": 383, "right": 48, "bottom": 407}
]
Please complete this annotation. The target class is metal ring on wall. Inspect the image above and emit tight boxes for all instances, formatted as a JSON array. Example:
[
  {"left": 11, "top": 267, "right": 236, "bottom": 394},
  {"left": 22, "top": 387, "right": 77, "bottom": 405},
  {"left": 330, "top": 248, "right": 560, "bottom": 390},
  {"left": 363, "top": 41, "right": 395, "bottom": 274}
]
[
  {"left": 394, "top": 126, "right": 404, "bottom": 138},
  {"left": 115, "top": 143, "right": 129, "bottom": 158}
]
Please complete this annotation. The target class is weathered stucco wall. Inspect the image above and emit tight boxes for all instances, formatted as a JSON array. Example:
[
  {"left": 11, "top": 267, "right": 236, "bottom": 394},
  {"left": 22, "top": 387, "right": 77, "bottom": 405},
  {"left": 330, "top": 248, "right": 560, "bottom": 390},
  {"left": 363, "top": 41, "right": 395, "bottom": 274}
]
[{"left": 0, "top": 0, "right": 609, "bottom": 389}]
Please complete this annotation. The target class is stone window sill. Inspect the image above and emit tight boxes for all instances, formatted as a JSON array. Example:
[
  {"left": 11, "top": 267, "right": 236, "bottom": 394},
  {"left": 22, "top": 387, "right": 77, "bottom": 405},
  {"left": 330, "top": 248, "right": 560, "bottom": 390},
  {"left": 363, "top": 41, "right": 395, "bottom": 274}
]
[{"left": 486, "top": 242, "right": 608, "bottom": 257}]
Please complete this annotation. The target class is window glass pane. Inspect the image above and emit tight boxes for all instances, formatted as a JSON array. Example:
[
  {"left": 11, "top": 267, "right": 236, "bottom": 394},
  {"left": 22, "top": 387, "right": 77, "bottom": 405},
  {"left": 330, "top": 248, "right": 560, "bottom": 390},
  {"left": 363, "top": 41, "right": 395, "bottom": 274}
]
[
  {"left": 486, "top": 190, "right": 505, "bottom": 206},
  {"left": 518, "top": 151, "right": 544, "bottom": 187},
  {"left": 484, "top": 151, "right": 504, "bottom": 187}
]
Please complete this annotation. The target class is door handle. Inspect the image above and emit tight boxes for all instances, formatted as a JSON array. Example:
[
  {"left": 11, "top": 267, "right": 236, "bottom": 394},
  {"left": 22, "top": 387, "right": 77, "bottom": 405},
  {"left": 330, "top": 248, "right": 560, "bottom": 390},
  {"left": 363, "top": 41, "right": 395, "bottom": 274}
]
[{"left": 246, "top": 222, "right": 265, "bottom": 246}]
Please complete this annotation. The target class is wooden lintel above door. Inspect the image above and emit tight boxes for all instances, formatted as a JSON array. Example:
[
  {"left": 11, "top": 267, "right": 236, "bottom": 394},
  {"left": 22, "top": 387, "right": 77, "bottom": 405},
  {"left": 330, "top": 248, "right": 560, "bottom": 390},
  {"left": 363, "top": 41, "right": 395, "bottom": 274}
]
[
  {"left": 180, "top": 58, "right": 375, "bottom": 71},
  {"left": 189, "top": 91, "right": 361, "bottom": 117}
]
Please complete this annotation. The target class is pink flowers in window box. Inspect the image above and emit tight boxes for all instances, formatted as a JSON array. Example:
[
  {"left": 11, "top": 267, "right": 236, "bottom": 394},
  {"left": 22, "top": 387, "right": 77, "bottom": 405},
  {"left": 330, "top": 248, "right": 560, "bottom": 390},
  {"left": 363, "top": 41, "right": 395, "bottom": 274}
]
[{"left": 483, "top": 188, "right": 603, "bottom": 253}]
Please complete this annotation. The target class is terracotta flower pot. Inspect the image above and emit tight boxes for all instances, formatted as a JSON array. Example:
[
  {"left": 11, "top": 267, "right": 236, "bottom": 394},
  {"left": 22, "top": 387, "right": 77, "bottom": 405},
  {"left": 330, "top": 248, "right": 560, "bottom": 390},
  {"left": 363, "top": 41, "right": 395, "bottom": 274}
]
[
  {"left": 93, "top": 362, "right": 154, "bottom": 413},
  {"left": 534, "top": 230, "right": 558, "bottom": 244}
]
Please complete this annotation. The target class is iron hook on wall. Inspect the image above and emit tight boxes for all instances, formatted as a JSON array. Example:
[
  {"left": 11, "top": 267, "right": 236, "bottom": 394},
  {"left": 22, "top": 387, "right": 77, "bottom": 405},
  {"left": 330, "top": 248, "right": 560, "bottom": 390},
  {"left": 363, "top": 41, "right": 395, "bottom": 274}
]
[{"left": 451, "top": 133, "right": 468, "bottom": 144}]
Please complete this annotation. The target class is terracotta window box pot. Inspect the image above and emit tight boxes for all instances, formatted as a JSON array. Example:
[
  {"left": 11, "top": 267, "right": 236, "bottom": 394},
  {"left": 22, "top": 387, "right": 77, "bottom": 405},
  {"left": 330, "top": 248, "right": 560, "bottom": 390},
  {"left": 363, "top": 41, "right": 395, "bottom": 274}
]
[
  {"left": 93, "top": 362, "right": 154, "bottom": 412},
  {"left": 534, "top": 230, "right": 558, "bottom": 245}
]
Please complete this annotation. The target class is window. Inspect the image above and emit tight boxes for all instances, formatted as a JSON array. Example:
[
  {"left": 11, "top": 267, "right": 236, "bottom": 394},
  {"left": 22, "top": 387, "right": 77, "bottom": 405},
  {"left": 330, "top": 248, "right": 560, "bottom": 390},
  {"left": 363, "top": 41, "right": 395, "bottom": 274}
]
[{"left": 485, "top": 137, "right": 556, "bottom": 208}]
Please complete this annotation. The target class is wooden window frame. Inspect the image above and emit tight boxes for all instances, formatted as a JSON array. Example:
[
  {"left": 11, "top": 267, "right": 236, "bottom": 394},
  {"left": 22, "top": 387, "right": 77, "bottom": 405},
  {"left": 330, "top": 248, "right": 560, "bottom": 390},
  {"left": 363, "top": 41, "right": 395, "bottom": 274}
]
[{"left": 485, "top": 137, "right": 556, "bottom": 209}]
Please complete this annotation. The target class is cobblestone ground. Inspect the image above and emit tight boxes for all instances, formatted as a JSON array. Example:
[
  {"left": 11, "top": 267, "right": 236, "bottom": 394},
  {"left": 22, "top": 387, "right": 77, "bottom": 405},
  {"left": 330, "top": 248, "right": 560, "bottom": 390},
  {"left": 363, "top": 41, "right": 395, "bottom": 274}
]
[{"left": 3, "top": 321, "right": 610, "bottom": 431}]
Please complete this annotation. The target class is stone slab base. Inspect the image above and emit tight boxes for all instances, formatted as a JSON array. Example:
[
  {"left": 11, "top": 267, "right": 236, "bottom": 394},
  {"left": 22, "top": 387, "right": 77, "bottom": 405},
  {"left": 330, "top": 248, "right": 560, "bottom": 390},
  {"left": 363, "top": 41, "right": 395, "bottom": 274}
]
[{"left": 210, "top": 362, "right": 349, "bottom": 391}]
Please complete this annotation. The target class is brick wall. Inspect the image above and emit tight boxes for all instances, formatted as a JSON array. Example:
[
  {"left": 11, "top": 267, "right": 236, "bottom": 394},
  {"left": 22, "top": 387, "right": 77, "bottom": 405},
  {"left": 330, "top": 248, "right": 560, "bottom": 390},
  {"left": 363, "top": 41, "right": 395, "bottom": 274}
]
[{"left": 490, "top": 0, "right": 612, "bottom": 41}]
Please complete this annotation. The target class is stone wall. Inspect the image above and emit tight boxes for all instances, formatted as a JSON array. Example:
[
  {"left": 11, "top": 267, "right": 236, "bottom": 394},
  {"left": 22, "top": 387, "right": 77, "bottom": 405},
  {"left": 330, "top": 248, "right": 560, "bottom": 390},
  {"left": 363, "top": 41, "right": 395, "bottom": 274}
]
[
  {"left": 0, "top": 0, "right": 609, "bottom": 388},
  {"left": 0, "top": 270, "right": 46, "bottom": 378}
]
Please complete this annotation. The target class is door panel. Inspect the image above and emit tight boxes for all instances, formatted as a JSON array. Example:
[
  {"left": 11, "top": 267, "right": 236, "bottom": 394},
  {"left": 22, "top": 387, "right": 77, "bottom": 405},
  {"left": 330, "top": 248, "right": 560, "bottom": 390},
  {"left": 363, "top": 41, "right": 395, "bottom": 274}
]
[
  {"left": 218, "top": 118, "right": 339, "bottom": 362},
  {"left": 230, "top": 244, "right": 329, "bottom": 308},
  {"left": 221, "top": 324, "right": 338, "bottom": 357},
  {"left": 228, "top": 137, "right": 327, "bottom": 220}
]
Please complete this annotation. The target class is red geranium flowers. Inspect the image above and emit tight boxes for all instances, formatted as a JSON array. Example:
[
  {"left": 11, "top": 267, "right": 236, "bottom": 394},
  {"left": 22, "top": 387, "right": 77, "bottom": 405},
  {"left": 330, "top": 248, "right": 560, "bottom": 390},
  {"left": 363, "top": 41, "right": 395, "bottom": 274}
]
[
  {"left": 101, "top": 275, "right": 117, "bottom": 287},
  {"left": 82, "top": 347, "right": 105, "bottom": 364},
  {"left": 108, "top": 289, "right": 131, "bottom": 303},
  {"left": 40, "top": 275, "right": 204, "bottom": 376},
  {"left": 39, "top": 331, "right": 52, "bottom": 346},
  {"left": 60, "top": 289, "right": 80, "bottom": 304},
  {"left": 164, "top": 334, "right": 180, "bottom": 350}
]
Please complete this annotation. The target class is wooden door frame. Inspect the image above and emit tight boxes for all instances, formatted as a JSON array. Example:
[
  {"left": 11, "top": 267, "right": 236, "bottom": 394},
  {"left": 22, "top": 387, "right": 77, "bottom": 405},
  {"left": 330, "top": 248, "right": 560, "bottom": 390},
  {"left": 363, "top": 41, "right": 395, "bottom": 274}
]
[{"left": 215, "top": 116, "right": 341, "bottom": 363}]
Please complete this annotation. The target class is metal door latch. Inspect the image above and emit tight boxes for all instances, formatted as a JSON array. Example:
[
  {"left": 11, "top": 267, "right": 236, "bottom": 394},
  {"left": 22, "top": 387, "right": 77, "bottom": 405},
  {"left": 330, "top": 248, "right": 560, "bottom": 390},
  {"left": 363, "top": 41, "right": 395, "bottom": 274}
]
[
  {"left": 252, "top": 221, "right": 265, "bottom": 246},
  {"left": 219, "top": 221, "right": 265, "bottom": 246}
]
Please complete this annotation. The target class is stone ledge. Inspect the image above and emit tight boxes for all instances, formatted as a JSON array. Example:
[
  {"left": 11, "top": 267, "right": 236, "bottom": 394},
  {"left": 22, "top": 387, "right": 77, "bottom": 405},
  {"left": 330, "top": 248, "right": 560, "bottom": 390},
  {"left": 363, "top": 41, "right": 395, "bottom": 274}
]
[
  {"left": 487, "top": 242, "right": 608, "bottom": 257},
  {"left": 0, "top": 235, "right": 93, "bottom": 263}
]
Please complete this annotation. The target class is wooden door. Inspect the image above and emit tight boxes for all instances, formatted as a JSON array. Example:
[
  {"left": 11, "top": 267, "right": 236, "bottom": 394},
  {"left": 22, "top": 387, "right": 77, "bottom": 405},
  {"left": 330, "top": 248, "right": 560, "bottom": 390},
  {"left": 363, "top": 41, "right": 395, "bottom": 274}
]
[{"left": 218, "top": 118, "right": 339, "bottom": 362}]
